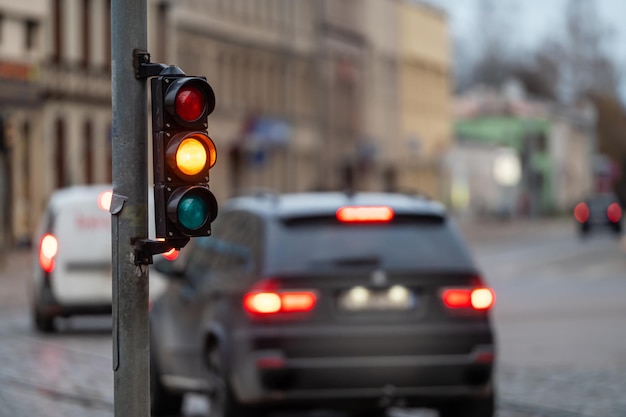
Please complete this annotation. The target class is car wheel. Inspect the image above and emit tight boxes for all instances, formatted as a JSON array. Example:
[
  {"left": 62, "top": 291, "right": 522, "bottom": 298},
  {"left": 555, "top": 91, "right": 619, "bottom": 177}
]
[
  {"left": 207, "top": 348, "right": 261, "bottom": 417},
  {"left": 32, "top": 302, "right": 56, "bottom": 333},
  {"left": 438, "top": 393, "right": 495, "bottom": 417},
  {"left": 150, "top": 348, "right": 184, "bottom": 416}
]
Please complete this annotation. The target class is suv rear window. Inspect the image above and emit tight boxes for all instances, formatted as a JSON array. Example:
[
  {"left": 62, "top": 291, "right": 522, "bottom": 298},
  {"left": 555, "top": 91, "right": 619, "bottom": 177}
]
[{"left": 266, "top": 216, "right": 476, "bottom": 273}]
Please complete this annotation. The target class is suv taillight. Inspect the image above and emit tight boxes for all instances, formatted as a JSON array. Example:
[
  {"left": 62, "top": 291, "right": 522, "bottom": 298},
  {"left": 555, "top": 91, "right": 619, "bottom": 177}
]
[
  {"left": 441, "top": 288, "right": 495, "bottom": 311},
  {"left": 574, "top": 202, "right": 590, "bottom": 223},
  {"left": 243, "top": 280, "right": 317, "bottom": 315},
  {"left": 607, "top": 203, "right": 622, "bottom": 223},
  {"left": 39, "top": 233, "right": 59, "bottom": 273}
]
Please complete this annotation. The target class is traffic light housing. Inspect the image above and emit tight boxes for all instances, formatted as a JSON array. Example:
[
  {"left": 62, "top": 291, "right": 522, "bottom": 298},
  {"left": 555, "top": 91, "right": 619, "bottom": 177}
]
[{"left": 151, "top": 75, "right": 218, "bottom": 241}]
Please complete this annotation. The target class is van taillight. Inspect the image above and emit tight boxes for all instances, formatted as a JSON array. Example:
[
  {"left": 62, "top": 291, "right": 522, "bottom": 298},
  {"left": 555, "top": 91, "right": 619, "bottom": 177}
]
[
  {"left": 442, "top": 288, "right": 495, "bottom": 311},
  {"left": 244, "top": 290, "right": 317, "bottom": 315},
  {"left": 98, "top": 190, "right": 113, "bottom": 212},
  {"left": 39, "top": 233, "right": 59, "bottom": 273}
]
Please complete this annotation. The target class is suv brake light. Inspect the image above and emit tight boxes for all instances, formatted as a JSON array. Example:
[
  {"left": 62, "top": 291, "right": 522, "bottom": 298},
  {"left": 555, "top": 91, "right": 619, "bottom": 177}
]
[
  {"left": 39, "top": 233, "right": 59, "bottom": 273},
  {"left": 336, "top": 206, "right": 394, "bottom": 223},
  {"left": 442, "top": 288, "right": 495, "bottom": 310},
  {"left": 244, "top": 291, "right": 317, "bottom": 315}
]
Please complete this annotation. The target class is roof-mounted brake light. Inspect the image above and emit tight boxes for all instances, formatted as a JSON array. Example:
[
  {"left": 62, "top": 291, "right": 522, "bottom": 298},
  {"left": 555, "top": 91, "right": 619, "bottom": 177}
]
[{"left": 336, "top": 206, "right": 394, "bottom": 223}]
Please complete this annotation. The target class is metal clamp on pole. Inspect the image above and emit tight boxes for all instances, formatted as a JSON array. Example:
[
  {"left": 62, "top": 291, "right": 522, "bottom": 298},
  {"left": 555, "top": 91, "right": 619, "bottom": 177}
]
[{"left": 134, "top": 49, "right": 185, "bottom": 79}]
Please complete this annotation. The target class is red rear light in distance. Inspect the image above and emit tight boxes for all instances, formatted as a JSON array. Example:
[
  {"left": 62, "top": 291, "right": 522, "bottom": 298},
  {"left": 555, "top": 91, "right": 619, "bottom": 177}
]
[
  {"left": 574, "top": 202, "right": 590, "bottom": 223},
  {"left": 244, "top": 291, "right": 317, "bottom": 315},
  {"left": 336, "top": 206, "right": 394, "bottom": 223},
  {"left": 442, "top": 288, "right": 495, "bottom": 311},
  {"left": 39, "top": 233, "right": 58, "bottom": 273},
  {"left": 607, "top": 203, "right": 622, "bottom": 223}
]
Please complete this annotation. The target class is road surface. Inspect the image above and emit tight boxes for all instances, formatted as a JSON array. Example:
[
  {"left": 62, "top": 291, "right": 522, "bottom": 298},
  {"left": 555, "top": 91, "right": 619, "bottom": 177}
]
[{"left": 1, "top": 217, "right": 625, "bottom": 417}]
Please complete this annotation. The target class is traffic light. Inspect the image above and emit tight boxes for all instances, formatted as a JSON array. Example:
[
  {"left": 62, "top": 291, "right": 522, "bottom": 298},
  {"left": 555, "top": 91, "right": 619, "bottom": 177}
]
[{"left": 151, "top": 74, "right": 218, "bottom": 241}]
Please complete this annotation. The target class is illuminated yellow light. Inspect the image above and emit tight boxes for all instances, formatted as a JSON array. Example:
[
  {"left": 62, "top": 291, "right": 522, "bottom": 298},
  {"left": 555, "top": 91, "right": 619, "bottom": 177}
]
[{"left": 176, "top": 137, "right": 207, "bottom": 176}]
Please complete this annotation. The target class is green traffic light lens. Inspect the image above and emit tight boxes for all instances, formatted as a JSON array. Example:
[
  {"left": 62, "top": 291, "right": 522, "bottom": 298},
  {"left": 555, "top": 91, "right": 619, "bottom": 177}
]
[{"left": 178, "top": 194, "right": 209, "bottom": 230}]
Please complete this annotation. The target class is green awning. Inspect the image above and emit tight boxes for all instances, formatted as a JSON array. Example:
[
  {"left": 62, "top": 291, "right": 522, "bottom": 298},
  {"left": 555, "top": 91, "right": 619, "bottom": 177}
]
[{"left": 455, "top": 117, "right": 551, "bottom": 152}]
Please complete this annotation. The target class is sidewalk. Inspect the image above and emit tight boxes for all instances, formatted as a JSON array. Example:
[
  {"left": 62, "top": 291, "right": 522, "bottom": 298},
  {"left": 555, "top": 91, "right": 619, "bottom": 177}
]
[{"left": 455, "top": 216, "right": 573, "bottom": 245}]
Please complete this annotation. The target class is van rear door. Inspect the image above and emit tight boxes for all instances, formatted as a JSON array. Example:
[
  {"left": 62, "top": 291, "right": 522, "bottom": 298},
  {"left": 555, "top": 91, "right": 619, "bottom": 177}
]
[{"left": 51, "top": 191, "right": 112, "bottom": 305}]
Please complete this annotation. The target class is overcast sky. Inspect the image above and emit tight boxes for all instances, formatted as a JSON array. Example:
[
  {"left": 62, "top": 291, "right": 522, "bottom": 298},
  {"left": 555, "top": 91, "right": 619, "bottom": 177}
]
[
  {"left": 426, "top": 0, "right": 626, "bottom": 97},
  {"left": 428, "top": 0, "right": 626, "bottom": 51}
]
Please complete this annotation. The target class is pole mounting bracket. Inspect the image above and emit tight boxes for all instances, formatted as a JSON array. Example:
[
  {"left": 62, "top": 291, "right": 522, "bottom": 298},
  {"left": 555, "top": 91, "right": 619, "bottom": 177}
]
[{"left": 134, "top": 49, "right": 185, "bottom": 79}]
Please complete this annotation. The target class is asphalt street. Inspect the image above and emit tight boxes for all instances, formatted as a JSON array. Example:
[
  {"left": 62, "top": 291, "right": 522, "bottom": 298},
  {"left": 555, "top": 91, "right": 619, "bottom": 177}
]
[{"left": 1, "top": 217, "right": 625, "bottom": 417}]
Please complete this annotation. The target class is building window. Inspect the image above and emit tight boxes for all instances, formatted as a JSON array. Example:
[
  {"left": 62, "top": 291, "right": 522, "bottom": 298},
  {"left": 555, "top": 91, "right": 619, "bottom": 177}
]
[
  {"left": 55, "top": 119, "right": 66, "bottom": 188},
  {"left": 53, "top": 0, "right": 62, "bottom": 63},
  {"left": 105, "top": 0, "right": 111, "bottom": 71},
  {"left": 0, "top": 14, "right": 5, "bottom": 44},
  {"left": 84, "top": 120, "right": 94, "bottom": 184},
  {"left": 22, "top": 121, "right": 31, "bottom": 202},
  {"left": 82, "top": 0, "right": 91, "bottom": 68},
  {"left": 25, "top": 20, "right": 38, "bottom": 51}
]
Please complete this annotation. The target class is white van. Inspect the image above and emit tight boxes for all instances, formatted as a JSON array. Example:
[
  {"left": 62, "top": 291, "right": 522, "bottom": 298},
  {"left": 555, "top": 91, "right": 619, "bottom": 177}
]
[{"left": 31, "top": 184, "right": 167, "bottom": 332}]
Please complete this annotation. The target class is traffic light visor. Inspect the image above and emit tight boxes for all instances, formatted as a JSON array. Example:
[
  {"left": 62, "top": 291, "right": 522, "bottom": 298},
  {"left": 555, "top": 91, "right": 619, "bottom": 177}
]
[
  {"left": 166, "top": 186, "right": 218, "bottom": 235},
  {"left": 164, "top": 77, "right": 216, "bottom": 127}
]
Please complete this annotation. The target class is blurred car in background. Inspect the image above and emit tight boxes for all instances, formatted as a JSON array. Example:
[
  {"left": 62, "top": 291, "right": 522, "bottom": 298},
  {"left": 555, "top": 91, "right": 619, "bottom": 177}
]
[
  {"left": 574, "top": 193, "right": 622, "bottom": 237},
  {"left": 31, "top": 185, "right": 167, "bottom": 333},
  {"left": 149, "top": 191, "right": 496, "bottom": 417}
]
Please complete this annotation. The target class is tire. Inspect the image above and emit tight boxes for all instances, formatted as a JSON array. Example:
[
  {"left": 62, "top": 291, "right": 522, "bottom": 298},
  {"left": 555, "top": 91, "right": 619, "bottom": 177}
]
[
  {"left": 438, "top": 393, "right": 495, "bottom": 417},
  {"left": 207, "top": 348, "right": 261, "bottom": 417},
  {"left": 579, "top": 224, "right": 590, "bottom": 238},
  {"left": 32, "top": 303, "right": 56, "bottom": 333},
  {"left": 150, "top": 349, "right": 184, "bottom": 416}
]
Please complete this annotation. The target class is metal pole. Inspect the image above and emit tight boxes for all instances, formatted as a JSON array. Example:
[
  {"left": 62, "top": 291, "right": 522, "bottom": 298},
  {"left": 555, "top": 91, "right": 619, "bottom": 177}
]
[{"left": 111, "top": 1, "right": 150, "bottom": 417}]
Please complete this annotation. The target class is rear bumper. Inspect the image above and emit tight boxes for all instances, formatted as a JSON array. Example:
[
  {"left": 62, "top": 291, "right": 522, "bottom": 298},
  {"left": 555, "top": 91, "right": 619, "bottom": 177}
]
[
  {"left": 228, "top": 323, "right": 494, "bottom": 407},
  {"left": 37, "top": 300, "right": 112, "bottom": 317},
  {"left": 35, "top": 281, "right": 111, "bottom": 317}
]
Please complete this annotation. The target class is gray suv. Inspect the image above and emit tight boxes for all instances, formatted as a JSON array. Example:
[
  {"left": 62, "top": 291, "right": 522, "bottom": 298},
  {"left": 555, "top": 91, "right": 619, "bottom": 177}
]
[{"left": 149, "top": 192, "right": 496, "bottom": 417}]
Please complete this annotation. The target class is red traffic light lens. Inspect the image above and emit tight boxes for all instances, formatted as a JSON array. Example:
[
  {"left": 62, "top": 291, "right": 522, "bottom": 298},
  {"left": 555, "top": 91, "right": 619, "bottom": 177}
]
[{"left": 176, "top": 86, "right": 205, "bottom": 122}]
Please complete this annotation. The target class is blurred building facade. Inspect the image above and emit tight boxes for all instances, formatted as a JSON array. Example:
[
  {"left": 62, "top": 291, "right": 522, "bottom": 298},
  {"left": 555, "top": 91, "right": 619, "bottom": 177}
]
[
  {"left": 451, "top": 79, "right": 596, "bottom": 218},
  {"left": 0, "top": 0, "right": 48, "bottom": 247},
  {"left": 1, "top": 0, "right": 452, "bottom": 245}
]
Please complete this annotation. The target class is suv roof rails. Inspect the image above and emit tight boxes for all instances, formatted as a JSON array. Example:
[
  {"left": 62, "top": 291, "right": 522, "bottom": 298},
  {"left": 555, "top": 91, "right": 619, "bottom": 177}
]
[
  {"left": 231, "top": 187, "right": 280, "bottom": 201},
  {"left": 396, "top": 188, "right": 432, "bottom": 200}
]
